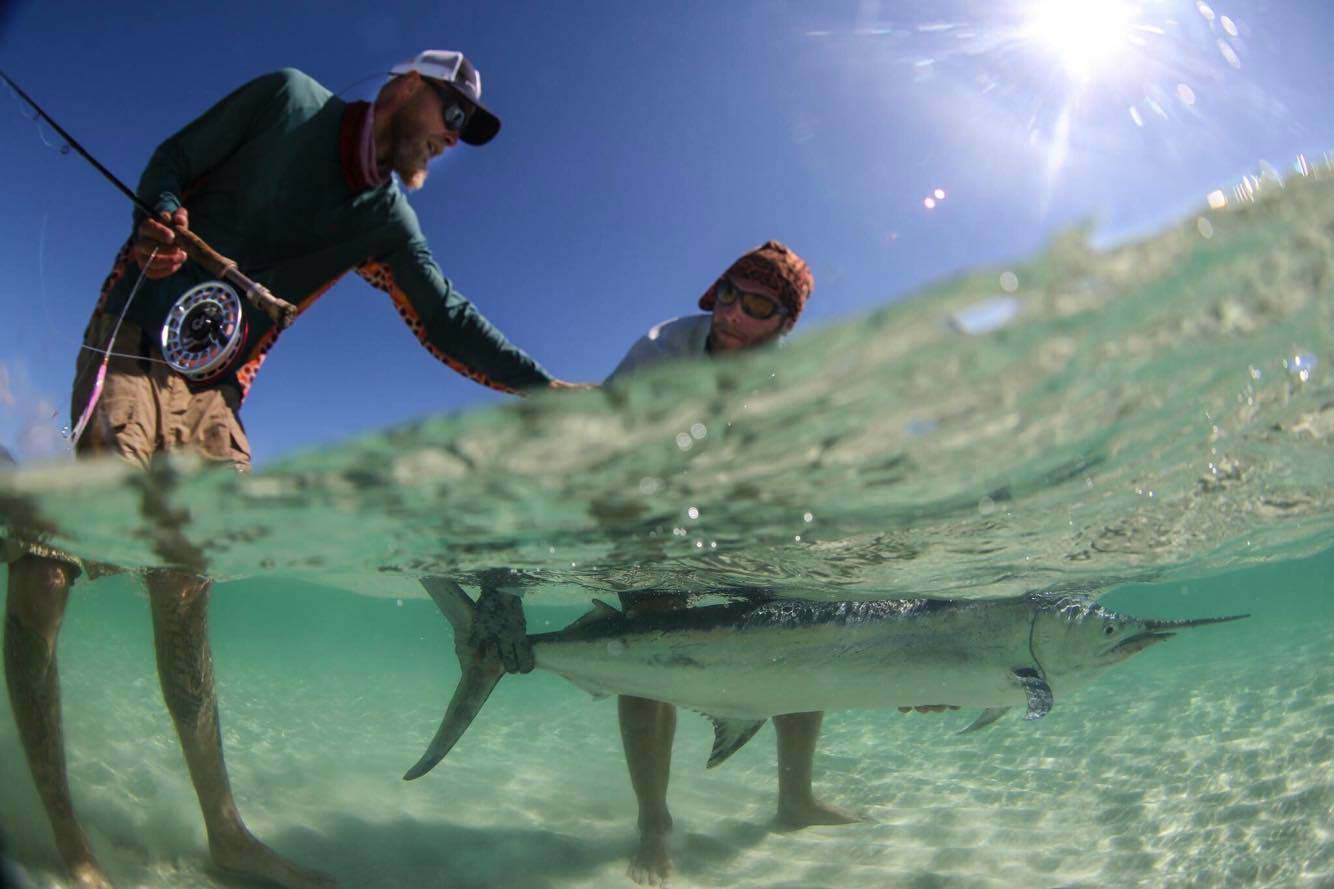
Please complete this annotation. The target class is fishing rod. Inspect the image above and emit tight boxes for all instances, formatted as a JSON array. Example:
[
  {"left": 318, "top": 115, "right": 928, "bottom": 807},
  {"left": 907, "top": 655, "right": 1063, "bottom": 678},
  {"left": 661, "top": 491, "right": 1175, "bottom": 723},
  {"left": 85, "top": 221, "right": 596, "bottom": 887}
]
[{"left": 0, "top": 69, "right": 298, "bottom": 331}]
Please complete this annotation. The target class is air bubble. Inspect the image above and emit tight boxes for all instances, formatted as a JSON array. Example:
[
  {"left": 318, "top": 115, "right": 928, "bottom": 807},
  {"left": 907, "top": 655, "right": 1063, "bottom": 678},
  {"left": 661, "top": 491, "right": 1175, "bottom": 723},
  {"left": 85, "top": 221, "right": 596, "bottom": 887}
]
[{"left": 1285, "top": 352, "right": 1317, "bottom": 383}]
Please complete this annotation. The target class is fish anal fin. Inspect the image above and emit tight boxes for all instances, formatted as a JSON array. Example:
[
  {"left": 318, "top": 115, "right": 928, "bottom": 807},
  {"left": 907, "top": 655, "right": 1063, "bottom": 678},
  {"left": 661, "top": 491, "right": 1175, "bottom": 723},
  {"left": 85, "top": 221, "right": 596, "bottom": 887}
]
[
  {"left": 705, "top": 716, "right": 767, "bottom": 769},
  {"left": 958, "top": 707, "right": 1011, "bottom": 734},
  {"left": 1013, "top": 667, "right": 1053, "bottom": 721}
]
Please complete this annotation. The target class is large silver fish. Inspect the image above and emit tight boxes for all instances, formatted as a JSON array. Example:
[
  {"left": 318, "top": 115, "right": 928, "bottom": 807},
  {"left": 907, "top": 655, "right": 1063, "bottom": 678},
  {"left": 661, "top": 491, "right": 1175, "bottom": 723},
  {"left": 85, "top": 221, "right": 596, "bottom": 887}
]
[{"left": 404, "top": 579, "right": 1246, "bottom": 780}]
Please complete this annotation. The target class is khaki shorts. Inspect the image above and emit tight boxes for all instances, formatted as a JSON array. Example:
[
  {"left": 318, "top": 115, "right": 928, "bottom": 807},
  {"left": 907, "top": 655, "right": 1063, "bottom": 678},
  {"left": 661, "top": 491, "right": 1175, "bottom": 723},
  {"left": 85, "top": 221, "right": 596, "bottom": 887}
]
[
  {"left": 71, "top": 314, "right": 252, "bottom": 470},
  {"left": 4, "top": 314, "right": 252, "bottom": 578}
]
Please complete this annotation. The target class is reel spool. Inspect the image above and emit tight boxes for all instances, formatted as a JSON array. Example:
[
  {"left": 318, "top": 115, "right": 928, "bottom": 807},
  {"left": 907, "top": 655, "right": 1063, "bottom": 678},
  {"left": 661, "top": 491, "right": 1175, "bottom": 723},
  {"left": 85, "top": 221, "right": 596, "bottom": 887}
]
[{"left": 160, "top": 281, "right": 248, "bottom": 381}]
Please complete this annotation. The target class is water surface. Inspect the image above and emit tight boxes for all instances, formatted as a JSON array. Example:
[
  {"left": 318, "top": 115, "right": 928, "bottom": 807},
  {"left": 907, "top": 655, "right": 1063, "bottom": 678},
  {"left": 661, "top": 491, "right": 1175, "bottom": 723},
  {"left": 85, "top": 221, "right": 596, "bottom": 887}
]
[{"left": 1, "top": 174, "right": 1331, "bottom": 888}]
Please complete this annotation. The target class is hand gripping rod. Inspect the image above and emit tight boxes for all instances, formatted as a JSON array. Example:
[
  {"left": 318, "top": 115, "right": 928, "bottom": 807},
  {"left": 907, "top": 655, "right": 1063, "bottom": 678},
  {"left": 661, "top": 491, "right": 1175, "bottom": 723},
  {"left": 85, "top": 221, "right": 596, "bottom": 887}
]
[{"left": 1, "top": 69, "right": 298, "bottom": 329}]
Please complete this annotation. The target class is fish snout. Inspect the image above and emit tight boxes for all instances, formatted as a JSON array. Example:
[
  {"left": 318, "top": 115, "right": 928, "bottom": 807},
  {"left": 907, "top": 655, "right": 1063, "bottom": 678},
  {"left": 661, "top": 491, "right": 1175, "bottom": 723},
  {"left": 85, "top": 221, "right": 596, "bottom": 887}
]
[
  {"left": 1108, "top": 612, "right": 1248, "bottom": 658},
  {"left": 1142, "top": 613, "right": 1250, "bottom": 631}
]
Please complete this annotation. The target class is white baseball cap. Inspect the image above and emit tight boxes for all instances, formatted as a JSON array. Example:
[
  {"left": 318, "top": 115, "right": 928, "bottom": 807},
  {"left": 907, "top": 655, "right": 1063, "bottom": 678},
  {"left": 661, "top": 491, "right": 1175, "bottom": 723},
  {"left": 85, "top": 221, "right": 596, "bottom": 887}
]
[{"left": 390, "top": 49, "right": 501, "bottom": 146}]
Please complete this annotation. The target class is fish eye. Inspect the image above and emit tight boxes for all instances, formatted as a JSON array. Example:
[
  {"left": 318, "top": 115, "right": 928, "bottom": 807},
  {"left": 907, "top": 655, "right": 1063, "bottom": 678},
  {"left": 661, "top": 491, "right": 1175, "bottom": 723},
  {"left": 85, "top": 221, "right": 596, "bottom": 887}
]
[{"left": 1103, "top": 624, "right": 1116, "bottom": 636}]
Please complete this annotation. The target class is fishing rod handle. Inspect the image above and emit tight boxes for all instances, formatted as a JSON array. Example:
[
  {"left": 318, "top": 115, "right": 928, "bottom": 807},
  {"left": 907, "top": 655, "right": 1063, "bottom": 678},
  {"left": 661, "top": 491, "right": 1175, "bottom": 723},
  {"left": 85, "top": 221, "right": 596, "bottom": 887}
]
[
  {"left": 172, "top": 227, "right": 298, "bottom": 329},
  {"left": 223, "top": 268, "right": 299, "bottom": 330}
]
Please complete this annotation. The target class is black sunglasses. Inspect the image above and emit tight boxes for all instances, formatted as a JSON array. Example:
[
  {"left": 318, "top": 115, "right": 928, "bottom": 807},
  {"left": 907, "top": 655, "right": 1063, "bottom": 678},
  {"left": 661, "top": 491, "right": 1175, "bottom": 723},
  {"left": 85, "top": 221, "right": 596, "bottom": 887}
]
[
  {"left": 430, "top": 83, "right": 473, "bottom": 134},
  {"left": 715, "top": 281, "right": 787, "bottom": 321}
]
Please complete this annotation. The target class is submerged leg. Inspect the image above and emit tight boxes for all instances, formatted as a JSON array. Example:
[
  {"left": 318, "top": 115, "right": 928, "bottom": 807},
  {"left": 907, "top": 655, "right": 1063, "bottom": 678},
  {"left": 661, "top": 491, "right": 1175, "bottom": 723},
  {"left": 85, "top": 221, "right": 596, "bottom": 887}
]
[
  {"left": 773, "top": 712, "right": 861, "bottom": 829},
  {"left": 146, "top": 570, "right": 334, "bottom": 889},
  {"left": 619, "top": 695, "right": 676, "bottom": 887},
  {"left": 4, "top": 555, "right": 110, "bottom": 889}
]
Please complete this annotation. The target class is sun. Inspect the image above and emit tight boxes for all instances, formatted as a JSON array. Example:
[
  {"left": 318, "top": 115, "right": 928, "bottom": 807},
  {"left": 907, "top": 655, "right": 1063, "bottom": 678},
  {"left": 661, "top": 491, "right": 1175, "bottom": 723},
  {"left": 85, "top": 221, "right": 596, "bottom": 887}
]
[{"left": 1023, "top": 0, "right": 1142, "bottom": 82}]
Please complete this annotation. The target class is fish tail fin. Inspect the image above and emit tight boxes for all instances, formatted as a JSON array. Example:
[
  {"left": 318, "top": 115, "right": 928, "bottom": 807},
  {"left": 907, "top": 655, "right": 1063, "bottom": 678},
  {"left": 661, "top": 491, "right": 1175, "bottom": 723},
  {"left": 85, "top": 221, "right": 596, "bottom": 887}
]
[{"left": 403, "top": 577, "right": 506, "bottom": 781}]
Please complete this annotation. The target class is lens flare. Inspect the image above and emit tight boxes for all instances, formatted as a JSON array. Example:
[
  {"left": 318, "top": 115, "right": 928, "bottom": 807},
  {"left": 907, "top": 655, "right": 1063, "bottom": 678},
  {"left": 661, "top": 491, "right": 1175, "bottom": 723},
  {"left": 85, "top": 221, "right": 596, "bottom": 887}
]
[{"left": 1023, "top": 0, "right": 1140, "bottom": 82}]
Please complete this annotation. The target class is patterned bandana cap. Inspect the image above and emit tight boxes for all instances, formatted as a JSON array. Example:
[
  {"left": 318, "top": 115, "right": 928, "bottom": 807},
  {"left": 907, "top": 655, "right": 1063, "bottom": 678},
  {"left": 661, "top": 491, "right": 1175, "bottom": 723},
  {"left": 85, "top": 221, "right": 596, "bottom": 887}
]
[{"left": 698, "top": 240, "right": 814, "bottom": 322}]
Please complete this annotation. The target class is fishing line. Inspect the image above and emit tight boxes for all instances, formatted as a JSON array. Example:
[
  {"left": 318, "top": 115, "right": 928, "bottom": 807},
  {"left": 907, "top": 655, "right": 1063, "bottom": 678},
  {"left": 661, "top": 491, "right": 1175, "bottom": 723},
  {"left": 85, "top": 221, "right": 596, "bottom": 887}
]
[
  {"left": 33, "top": 162, "right": 171, "bottom": 452},
  {"left": 15, "top": 97, "right": 81, "bottom": 368},
  {"left": 3, "top": 77, "right": 69, "bottom": 155},
  {"left": 6, "top": 75, "right": 168, "bottom": 434},
  {"left": 332, "top": 71, "right": 387, "bottom": 98},
  {"left": 0, "top": 70, "right": 299, "bottom": 336},
  {"left": 32, "top": 210, "right": 166, "bottom": 371},
  {"left": 30, "top": 211, "right": 68, "bottom": 429},
  {"left": 2, "top": 66, "right": 302, "bottom": 440},
  {"left": 76, "top": 347, "right": 171, "bottom": 367},
  {"left": 69, "top": 248, "right": 158, "bottom": 448},
  {"left": 36, "top": 209, "right": 54, "bottom": 329},
  {"left": 34, "top": 210, "right": 67, "bottom": 344}
]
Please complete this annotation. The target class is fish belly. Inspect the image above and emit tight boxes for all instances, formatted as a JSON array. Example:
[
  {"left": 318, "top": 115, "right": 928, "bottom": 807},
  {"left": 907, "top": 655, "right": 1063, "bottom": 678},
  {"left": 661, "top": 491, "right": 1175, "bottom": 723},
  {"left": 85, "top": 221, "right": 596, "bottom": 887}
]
[{"left": 536, "top": 630, "right": 1027, "bottom": 717}]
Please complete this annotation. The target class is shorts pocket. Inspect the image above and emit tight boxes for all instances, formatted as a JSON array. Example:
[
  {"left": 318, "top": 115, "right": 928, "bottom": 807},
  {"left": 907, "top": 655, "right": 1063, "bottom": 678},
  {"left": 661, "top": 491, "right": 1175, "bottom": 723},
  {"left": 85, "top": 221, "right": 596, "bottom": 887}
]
[
  {"left": 228, "top": 426, "right": 253, "bottom": 469},
  {"left": 199, "top": 415, "right": 251, "bottom": 469},
  {"left": 81, "top": 397, "right": 153, "bottom": 467}
]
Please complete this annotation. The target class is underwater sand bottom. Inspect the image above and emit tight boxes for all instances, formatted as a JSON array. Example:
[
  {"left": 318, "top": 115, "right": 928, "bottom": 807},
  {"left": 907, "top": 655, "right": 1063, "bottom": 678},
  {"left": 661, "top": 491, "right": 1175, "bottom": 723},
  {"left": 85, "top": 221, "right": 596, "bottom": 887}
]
[{"left": 0, "top": 606, "right": 1329, "bottom": 889}]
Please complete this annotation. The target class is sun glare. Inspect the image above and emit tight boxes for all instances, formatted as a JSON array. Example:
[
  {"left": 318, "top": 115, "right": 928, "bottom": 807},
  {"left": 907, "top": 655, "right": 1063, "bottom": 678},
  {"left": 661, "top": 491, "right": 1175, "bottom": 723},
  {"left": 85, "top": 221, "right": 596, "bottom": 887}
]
[{"left": 1024, "top": 0, "right": 1140, "bottom": 82}]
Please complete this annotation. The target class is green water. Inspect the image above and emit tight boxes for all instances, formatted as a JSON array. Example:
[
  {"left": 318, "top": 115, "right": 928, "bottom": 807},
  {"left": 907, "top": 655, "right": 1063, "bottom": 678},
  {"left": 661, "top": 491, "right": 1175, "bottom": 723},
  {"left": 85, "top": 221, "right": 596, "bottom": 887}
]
[
  {"left": 1, "top": 549, "right": 1329, "bottom": 887},
  {"left": 2, "top": 176, "right": 1332, "bottom": 886}
]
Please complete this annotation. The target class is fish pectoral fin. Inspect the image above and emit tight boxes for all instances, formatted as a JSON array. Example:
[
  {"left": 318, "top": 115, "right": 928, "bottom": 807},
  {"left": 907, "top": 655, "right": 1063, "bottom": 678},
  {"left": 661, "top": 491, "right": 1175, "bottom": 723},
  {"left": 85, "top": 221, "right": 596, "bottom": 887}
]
[
  {"left": 1013, "top": 667, "right": 1053, "bottom": 721},
  {"left": 958, "top": 707, "right": 1011, "bottom": 734},
  {"left": 704, "top": 716, "right": 768, "bottom": 769}
]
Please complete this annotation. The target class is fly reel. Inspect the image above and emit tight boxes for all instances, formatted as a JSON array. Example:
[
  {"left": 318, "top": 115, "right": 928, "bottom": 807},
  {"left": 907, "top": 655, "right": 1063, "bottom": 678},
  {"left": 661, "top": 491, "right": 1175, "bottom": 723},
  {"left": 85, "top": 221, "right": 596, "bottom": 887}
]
[{"left": 160, "top": 281, "right": 248, "bottom": 382}]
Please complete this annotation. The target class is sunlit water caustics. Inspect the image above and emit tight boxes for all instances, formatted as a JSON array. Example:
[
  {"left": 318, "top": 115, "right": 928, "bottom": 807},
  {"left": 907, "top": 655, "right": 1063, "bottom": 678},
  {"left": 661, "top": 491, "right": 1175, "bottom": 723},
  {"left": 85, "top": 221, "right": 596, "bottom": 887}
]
[{"left": 2, "top": 175, "right": 1332, "bottom": 887}]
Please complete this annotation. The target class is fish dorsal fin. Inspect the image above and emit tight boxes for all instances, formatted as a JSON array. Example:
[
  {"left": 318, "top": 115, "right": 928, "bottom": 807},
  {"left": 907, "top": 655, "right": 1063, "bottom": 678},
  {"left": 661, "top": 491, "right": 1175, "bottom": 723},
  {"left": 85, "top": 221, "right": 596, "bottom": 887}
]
[
  {"left": 704, "top": 716, "right": 767, "bottom": 769},
  {"left": 1013, "top": 668, "right": 1053, "bottom": 721},
  {"left": 958, "top": 707, "right": 1011, "bottom": 734},
  {"left": 565, "top": 599, "right": 621, "bottom": 632}
]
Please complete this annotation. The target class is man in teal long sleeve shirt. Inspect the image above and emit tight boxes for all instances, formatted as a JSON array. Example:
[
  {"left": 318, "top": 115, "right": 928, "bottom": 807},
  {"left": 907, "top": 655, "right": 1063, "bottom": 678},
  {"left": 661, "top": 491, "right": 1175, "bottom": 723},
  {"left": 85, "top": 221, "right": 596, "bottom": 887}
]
[
  {"left": 4, "top": 49, "right": 579, "bottom": 889},
  {"left": 115, "top": 59, "right": 558, "bottom": 397}
]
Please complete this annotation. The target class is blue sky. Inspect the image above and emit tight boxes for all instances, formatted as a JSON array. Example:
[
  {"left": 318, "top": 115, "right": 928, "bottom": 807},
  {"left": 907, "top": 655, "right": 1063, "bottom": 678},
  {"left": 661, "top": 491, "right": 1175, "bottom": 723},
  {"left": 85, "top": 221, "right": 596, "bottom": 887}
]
[{"left": 1, "top": 0, "right": 1330, "bottom": 462}]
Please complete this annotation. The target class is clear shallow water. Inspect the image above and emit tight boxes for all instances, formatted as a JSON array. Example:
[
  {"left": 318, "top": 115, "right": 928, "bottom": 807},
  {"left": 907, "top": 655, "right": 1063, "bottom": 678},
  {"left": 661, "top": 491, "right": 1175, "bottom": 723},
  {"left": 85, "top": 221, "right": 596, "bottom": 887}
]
[
  {"left": 0, "top": 551, "right": 1329, "bottom": 888},
  {"left": 1, "top": 176, "right": 1332, "bottom": 887}
]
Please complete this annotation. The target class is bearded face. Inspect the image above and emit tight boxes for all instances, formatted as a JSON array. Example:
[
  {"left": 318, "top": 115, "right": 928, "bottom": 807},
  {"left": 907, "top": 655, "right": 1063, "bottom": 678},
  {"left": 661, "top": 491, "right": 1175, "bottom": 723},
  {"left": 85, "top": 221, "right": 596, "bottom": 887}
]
[
  {"left": 386, "top": 111, "right": 435, "bottom": 190},
  {"left": 380, "top": 81, "right": 455, "bottom": 191}
]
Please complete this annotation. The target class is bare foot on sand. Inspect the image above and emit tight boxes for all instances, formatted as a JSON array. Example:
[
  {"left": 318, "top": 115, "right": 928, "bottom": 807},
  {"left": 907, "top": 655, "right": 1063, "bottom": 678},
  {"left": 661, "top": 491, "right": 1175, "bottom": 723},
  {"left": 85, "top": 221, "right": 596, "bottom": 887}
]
[
  {"left": 627, "top": 828, "right": 673, "bottom": 888},
  {"left": 776, "top": 796, "right": 864, "bottom": 830},
  {"left": 210, "top": 830, "right": 336, "bottom": 889}
]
